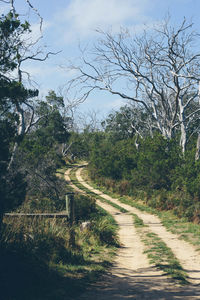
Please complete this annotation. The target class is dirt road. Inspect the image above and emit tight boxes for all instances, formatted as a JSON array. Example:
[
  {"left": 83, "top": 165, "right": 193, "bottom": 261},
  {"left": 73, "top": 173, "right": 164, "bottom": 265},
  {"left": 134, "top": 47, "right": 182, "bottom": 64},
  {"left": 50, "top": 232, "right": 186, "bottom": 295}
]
[{"left": 65, "top": 167, "right": 200, "bottom": 299}]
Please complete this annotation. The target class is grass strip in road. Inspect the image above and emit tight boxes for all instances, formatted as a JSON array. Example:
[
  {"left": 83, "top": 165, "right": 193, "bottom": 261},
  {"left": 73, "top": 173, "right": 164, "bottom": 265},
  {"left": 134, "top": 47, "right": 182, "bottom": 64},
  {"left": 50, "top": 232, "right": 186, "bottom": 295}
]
[
  {"left": 132, "top": 213, "right": 147, "bottom": 228},
  {"left": 114, "top": 196, "right": 200, "bottom": 250},
  {"left": 142, "top": 231, "right": 188, "bottom": 285},
  {"left": 131, "top": 214, "right": 189, "bottom": 285}
]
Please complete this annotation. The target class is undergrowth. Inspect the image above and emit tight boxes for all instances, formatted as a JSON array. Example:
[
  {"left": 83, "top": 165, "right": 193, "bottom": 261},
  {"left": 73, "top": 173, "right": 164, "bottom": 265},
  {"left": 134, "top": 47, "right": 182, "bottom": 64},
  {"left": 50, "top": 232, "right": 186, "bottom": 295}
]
[{"left": 0, "top": 173, "right": 119, "bottom": 300}]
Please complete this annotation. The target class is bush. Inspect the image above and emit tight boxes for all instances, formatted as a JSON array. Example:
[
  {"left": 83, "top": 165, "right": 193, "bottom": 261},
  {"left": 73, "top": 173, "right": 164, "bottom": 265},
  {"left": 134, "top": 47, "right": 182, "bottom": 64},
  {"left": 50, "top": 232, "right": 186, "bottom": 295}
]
[
  {"left": 88, "top": 132, "right": 200, "bottom": 222},
  {"left": 92, "top": 217, "right": 119, "bottom": 246},
  {"left": 74, "top": 194, "right": 96, "bottom": 221}
]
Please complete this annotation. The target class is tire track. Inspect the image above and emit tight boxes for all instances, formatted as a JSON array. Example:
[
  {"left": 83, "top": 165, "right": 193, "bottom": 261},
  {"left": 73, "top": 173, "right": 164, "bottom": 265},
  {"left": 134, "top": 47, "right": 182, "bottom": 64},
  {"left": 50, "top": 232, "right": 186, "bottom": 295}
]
[
  {"left": 76, "top": 167, "right": 200, "bottom": 287},
  {"left": 64, "top": 167, "right": 200, "bottom": 299}
]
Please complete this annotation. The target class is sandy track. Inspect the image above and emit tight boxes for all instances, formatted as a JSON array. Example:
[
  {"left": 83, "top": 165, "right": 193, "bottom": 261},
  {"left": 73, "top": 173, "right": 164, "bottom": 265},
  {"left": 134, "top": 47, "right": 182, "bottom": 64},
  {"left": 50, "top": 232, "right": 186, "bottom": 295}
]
[
  {"left": 76, "top": 167, "right": 200, "bottom": 286},
  {"left": 65, "top": 167, "right": 200, "bottom": 299},
  {"left": 64, "top": 169, "right": 153, "bottom": 272}
]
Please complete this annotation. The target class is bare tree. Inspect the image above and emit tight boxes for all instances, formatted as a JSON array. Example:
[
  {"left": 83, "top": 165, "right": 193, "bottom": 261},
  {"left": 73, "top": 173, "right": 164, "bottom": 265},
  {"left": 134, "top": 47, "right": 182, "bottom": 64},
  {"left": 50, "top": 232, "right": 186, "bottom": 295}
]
[{"left": 67, "top": 18, "right": 200, "bottom": 155}]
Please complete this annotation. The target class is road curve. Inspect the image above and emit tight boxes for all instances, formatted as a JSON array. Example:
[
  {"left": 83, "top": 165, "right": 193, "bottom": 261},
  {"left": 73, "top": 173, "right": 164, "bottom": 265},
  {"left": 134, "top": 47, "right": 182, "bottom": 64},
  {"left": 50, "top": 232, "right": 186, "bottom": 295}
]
[{"left": 65, "top": 167, "right": 200, "bottom": 299}]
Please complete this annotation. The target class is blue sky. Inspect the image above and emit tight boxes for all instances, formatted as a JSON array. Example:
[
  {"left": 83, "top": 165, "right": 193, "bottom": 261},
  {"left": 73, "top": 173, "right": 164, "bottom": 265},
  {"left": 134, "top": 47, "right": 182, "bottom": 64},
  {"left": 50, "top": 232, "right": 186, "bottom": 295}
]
[{"left": 1, "top": 0, "right": 200, "bottom": 120}]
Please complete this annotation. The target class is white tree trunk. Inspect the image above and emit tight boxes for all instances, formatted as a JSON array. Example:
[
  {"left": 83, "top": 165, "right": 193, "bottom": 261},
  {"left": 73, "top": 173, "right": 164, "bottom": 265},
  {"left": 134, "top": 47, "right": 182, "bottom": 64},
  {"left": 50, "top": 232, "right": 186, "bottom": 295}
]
[
  {"left": 195, "top": 133, "right": 200, "bottom": 161},
  {"left": 7, "top": 142, "right": 18, "bottom": 170},
  {"left": 180, "top": 122, "right": 187, "bottom": 154},
  {"left": 178, "top": 97, "right": 187, "bottom": 154},
  {"left": 195, "top": 82, "right": 200, "bottom": 161}
]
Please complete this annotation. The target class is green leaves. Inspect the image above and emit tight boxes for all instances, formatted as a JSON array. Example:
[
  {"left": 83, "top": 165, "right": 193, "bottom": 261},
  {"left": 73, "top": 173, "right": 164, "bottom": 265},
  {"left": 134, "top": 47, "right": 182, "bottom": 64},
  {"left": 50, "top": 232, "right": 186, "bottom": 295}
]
[{"left": 0, "top": 11, "right": 30, "bottom": 74}]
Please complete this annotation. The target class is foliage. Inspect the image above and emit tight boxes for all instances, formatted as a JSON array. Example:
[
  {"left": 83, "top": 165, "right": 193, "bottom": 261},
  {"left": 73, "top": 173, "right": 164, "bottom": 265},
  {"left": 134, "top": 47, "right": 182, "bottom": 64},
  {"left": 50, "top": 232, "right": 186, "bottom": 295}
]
[
  {"left": 14, "top": 92, "right": 71, "bottom": 209},
  {"left": 0, "top": 11, "right": 39, "bottom": 220},
  {"left": 0, "top": 11, "right": 30, "bottom": 73},
  {"left": 102, "top": 105, "right": 150, "bottom": 142},
  {"left": 67, "top": 131, "right": 91, "bottom": 160},
  {"left": 74, "top": 194, "right": 96, "bottom": 221},
  {"left": 130, "top": 135, "right": 180, "bottom": 190},
  {"left": 88, "top": 127, "right": 200, "bottom": 222},
  {"left": 0, "top": 204, "right": 118, "bottom": 299}
]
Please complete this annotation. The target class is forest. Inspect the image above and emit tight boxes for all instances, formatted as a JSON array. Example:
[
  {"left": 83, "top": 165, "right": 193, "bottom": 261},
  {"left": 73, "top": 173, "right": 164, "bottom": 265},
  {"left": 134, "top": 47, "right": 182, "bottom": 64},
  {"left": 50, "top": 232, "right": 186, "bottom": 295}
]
[{"left": 1, "top": 1, "right": 200, "bottom": 299}]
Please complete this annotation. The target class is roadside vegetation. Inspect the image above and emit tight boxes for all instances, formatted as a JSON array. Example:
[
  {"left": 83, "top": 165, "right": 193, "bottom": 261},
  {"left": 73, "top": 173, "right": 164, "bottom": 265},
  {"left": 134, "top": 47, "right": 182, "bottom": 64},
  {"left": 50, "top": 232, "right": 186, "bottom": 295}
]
[
  {"left": 87, "top": 134, "right": 200, "bottom": 223},
  {"left": 1, "top": 191, "right": 119, "bottom": 300}
]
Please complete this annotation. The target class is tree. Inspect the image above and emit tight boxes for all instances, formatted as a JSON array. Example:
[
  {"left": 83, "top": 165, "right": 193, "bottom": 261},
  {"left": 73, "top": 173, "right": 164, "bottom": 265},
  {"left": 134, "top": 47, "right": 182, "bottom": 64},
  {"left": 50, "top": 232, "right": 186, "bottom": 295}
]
[
  {"left": 0, "top": 10, "right": 37, "bottom": 226},
  {"left": 16, "top": 90, "right": 70, "bottom": 205},
  {"left": 68, "top": 18, "right": 200, "bottom": 155},
  {"left": 101, "top": 105, "right": 152, "bottom": 147},
  {"left": 0, "top": 2, "right": 58, "bottom": 229},
  {"left": 0, "top": 1, "right": 58, "bottom": 170}
]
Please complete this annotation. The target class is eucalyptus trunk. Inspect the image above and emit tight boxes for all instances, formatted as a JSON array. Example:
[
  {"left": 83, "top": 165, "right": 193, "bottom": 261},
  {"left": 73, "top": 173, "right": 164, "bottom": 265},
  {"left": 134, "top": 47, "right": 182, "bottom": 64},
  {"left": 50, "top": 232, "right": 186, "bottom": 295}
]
[
  {"left": 195, "top": 133, "right": 200, "bottom": 161},
  {"left": 179, "top": 97, "right": 187, "bottom": 154}
]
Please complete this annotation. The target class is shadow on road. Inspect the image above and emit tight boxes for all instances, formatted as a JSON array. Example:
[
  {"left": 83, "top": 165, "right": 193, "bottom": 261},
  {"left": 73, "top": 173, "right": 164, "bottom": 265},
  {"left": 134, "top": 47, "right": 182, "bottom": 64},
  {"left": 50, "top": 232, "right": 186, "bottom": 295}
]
[{"left": 77, "top": 267, "right": 200, "bottom": 300}]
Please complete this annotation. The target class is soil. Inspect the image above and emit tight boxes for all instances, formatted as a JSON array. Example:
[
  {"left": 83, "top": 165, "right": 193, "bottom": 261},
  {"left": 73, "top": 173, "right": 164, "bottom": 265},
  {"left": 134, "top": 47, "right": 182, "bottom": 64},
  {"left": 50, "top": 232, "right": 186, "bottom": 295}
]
[{"left": 65, "top": 167, "right": 200, "bottom": 299}]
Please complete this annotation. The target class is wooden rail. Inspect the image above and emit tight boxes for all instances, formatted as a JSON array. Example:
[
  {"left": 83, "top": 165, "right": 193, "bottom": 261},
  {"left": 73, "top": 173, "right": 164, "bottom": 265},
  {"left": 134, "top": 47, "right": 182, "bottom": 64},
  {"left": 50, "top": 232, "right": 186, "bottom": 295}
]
[
  {"left": 5, "top": 212, "right": 68, "bottom": 219},
  {"left": 4, "top": 193, "right": 75, "bottom": 220}
]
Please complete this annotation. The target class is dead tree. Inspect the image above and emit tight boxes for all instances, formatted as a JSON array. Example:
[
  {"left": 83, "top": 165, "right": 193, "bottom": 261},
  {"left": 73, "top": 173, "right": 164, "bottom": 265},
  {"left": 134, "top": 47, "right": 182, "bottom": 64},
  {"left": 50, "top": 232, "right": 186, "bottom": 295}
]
[{"left": 67, "top": 18, "right": 200, "bottom": 155}]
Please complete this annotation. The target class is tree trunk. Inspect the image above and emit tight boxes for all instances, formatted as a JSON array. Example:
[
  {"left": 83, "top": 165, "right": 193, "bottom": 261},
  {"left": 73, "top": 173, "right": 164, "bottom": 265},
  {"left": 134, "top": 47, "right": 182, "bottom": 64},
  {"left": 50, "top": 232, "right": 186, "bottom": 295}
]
[
  {"left": 196, "top": 82, "right": 200, "bottom": 161},
  {"left": 195, "top": 133, "right": 200, "bottom": 161},
  {"left": 179, "top": 97, "right": 187, "bottom": 154},
  {"left": 7, "top": 142, "right": 18, "bottom": 170},
  {"left": 180, "top": 122, "right": 187, "bottom": 154}
]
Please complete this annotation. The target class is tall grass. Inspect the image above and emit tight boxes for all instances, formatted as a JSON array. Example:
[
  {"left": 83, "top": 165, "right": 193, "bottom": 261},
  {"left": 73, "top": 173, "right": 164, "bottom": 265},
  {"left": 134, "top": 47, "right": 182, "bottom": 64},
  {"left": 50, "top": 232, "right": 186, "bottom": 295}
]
[{"left": 0, "top": 202, "right": 119, "bottom": 300}]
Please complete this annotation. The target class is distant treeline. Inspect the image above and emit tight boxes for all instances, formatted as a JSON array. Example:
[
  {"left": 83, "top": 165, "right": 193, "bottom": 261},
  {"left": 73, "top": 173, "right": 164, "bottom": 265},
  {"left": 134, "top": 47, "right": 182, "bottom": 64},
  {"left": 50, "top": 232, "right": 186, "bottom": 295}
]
[{"left": 71, "top": 106, "right": 200, "bottom": 223}]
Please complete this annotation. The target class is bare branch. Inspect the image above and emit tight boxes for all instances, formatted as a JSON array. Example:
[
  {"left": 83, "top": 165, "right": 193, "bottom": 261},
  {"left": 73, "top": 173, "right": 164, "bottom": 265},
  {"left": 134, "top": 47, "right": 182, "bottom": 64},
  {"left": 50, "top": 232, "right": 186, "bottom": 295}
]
[
  {"left": 25, "top": 0, "right": 43, "bottom": 31},
  {"left": 66, "top": 18, "right": 200, "bottom": 152},
  {"left": 20, "top": 51, "right": 61, "bottom": 63}
]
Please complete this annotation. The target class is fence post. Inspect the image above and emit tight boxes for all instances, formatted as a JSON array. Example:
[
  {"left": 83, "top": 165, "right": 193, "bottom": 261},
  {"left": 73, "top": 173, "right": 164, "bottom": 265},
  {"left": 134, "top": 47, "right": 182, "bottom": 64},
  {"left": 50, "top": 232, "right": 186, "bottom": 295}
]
[
  {"left": 65, "top": 195, "right": 69, "bottom": 217},
  {"left": 66, "top": 192, "right": 75, "bottom": 247}
]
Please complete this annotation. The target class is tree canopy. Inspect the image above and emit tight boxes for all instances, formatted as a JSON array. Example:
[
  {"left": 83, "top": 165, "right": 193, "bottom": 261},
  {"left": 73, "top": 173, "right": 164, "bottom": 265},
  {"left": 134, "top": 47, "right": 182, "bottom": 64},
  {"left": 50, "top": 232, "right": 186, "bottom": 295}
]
[{"left": 68, "top": 18, "right": 200, "bottom": 156}]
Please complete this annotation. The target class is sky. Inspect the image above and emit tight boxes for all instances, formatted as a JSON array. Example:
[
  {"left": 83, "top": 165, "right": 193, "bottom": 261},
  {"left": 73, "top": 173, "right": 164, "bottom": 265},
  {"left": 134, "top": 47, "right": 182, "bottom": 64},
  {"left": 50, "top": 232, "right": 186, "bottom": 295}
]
[{"left": 1, "top": 0, "right": 200, "bottom": 121}]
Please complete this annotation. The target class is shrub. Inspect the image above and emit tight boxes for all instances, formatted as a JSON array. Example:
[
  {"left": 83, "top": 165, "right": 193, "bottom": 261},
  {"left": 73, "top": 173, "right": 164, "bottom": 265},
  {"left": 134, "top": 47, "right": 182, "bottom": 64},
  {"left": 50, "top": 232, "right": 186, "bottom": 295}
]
[
  {"left": 74, "top": 194, "right": 96, "bottom": 221},
  {"left": 92, "top": 217, "right": 119, "bottom": 246}
]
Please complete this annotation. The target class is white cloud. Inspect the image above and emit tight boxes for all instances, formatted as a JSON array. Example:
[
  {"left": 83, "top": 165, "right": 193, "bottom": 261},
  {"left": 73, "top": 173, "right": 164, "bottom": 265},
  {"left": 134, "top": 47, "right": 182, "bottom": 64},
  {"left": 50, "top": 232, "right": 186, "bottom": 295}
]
[
  {"left": 22, "top": 20, "right": 52, "bottom": 47},
  {"left": 105, "top": 98, "right": 126, "bottom": 110},
  {"left": 0, "top": 3, "right": 9, "bottom": 15},
  {"left": 55, "top": 0, "right": 150, "bottom": 42}
]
